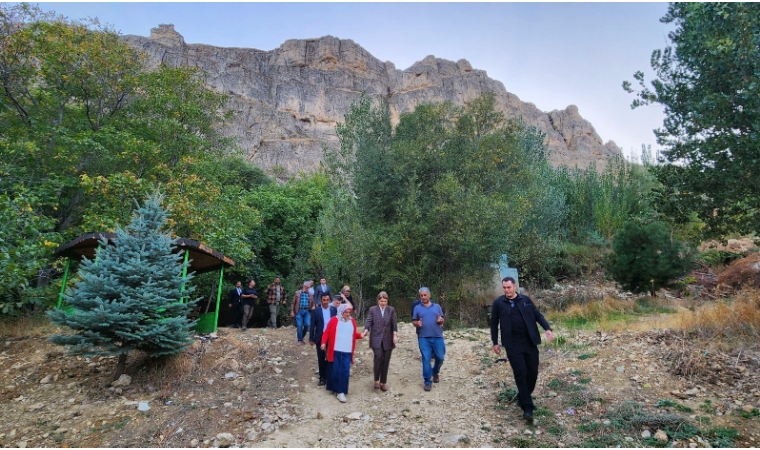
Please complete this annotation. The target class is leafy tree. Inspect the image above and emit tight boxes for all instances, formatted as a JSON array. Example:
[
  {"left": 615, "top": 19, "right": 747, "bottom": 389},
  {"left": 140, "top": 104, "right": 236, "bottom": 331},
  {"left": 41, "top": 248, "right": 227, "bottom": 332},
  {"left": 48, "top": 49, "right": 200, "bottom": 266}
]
[
  {"left": 624, "top": 3, "right": 760, "bottom": 236},
  {"left": 604, "top": 220, "right": 692, "bottom": 295},
  {"left": 48, "top": 194, "right": 196, "bottom": 379},
  {"left": 324, "top": 93, "right": 550, "bottom": 299},
  {"left": 0, "top": 192, "right": 61, "bottom": 314}
]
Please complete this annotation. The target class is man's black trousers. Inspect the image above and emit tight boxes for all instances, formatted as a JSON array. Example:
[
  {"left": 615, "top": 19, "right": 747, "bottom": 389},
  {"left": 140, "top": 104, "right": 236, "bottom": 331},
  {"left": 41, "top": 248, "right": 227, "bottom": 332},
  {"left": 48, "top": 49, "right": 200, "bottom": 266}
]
[
  {"left": 506, "top": 335, "right": 540, "bottom": 413},
  {"left": 316, "top": 345, "right": 328, "bottom": 381}
]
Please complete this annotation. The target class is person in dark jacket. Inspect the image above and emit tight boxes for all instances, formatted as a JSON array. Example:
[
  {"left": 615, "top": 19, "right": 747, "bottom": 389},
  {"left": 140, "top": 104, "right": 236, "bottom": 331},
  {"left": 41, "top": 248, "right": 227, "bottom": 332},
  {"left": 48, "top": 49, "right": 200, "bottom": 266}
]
[
  {"left": 490, "top": 277, "right": 555, "bottom": 422},
  {"left": 309, "top": 292, "right": 337, "bottom": 386},
  {"left": 227, "top": 281, "right": 243, "bottom": 328}
]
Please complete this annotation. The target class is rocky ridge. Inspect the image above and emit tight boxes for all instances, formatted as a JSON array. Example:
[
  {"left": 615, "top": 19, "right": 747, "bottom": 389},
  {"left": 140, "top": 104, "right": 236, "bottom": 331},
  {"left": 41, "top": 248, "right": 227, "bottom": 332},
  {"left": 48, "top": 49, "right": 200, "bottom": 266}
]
[{"left": 123, "top": 24, "right": 622, "bottom": 174}]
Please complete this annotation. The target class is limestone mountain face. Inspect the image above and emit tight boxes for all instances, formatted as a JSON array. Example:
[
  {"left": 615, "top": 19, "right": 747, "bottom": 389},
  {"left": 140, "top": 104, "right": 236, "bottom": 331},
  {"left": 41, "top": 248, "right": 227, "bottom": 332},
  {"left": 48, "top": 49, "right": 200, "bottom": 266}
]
[{"left": 123, "top": 25, "right": 622, "bottom": 173}]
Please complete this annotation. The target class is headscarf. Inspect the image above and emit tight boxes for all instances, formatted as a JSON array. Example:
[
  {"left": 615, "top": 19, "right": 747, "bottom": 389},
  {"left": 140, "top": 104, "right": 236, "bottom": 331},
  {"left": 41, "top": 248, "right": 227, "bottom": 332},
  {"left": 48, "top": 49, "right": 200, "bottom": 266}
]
[{"left": 337, "top": 302, "right": 353, "bottom": 322}]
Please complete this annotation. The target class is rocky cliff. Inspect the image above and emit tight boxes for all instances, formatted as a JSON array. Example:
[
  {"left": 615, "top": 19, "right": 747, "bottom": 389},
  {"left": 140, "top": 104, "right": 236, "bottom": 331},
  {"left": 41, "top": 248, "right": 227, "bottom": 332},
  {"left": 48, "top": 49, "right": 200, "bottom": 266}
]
[{"left": 124, "top": 25, "right": 622, "bottom": 174}]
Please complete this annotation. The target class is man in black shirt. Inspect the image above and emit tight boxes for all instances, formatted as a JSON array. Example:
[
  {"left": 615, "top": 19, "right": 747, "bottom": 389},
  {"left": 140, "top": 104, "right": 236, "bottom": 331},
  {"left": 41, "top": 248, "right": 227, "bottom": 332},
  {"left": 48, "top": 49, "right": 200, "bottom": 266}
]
[
  {"left": 240, "top": 280, "right": 258, "bottom": 331},
  {"left": 227, "top": 281, "right": 243, "bottom": 328},
  {"left": 490, "top": 277, "right": 555, "bottom": 422}
]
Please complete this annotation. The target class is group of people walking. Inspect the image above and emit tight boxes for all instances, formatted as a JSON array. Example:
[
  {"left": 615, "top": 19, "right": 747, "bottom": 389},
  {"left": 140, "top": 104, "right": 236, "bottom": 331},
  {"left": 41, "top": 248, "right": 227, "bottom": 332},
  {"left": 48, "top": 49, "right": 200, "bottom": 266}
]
[{"left": 227, "top": 275, "right": 555, "bottom": 421}]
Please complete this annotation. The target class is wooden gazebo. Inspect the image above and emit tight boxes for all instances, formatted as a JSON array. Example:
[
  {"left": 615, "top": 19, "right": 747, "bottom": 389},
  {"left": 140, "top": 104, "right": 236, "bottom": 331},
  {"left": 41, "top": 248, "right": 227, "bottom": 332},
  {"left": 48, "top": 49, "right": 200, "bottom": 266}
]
[{"left": 54, "top": 232, "right": 235, "bottom": 333}]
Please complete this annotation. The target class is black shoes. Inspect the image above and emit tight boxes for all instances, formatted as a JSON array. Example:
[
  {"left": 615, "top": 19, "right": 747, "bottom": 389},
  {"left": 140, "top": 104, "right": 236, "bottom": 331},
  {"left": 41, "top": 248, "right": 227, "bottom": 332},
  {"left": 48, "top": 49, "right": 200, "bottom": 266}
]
[
  {"left": 432, "top": 374, "right": 440, "bottom": 383},
  {"left": 522, "top": 410, "right": 534, "bottom": 423},
  {"left": 424, "top": 383, "right": 432, "bottom": 392},
  {"left": 318, "top": 378, "right": 326, "bottom": 386}
]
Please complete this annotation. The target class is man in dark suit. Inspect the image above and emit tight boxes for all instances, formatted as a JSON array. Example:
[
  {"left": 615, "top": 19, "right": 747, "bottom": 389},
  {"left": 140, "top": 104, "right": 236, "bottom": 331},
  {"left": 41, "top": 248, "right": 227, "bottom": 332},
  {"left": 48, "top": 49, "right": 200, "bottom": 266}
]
[
  {"left": 227, "top": 281, "right": 243, "bottom": 328},
  {"left": 309, "top": 292, "right": 337, "bottom": 386},
  {"left": 490, "top": 277, "right": 555, "bottom": 422}
]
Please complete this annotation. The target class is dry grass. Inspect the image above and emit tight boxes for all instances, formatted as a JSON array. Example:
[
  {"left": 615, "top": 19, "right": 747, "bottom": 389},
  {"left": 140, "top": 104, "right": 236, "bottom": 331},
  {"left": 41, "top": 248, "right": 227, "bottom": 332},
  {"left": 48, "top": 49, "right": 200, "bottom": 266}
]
[
  {"left": 0, "top": 312, "right": 58, "bottom": 338},
  {"left": 673, "top": 288, "right": 760, "bottom": 346},
  {"left": 549, "top": 295, "right": 677, "bottom": 330}
]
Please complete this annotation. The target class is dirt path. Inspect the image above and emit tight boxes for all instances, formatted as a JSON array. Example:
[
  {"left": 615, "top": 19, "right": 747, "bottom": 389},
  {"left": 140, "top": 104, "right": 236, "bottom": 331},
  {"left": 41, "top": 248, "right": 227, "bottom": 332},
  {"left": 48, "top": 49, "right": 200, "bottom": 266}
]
[{"left": 1, "top": 319, "right": 758, "bottom": 448}]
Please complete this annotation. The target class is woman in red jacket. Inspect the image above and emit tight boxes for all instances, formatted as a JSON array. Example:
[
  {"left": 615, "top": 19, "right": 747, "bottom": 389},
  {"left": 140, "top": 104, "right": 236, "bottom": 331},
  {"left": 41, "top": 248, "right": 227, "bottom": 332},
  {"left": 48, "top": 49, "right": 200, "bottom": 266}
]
[{"left": 321, "top": 302, "right": 363, "bottom": 402}]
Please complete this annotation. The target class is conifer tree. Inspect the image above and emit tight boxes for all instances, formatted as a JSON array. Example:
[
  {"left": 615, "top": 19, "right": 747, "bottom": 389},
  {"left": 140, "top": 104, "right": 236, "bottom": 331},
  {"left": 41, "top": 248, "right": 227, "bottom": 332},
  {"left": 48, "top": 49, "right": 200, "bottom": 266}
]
[{"left": 49, "top": 193, "right": 196, "bottom": 379}]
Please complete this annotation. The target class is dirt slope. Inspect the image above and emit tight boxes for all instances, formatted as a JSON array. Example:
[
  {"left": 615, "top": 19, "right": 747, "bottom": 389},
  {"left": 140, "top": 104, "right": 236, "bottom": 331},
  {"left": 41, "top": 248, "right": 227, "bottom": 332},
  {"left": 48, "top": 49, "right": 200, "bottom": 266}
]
[{"left": 1, "top": 321, "right": 759, "bottom": 448}]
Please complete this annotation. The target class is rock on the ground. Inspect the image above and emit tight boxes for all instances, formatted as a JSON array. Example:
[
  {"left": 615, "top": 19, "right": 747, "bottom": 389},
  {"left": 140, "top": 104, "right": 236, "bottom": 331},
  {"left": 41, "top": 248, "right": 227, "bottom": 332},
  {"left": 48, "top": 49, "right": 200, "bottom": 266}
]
[
  {"left": 214, "top": 432, "right": 235, "bottom": 448},
  {"left": 655, "top": 430, "right": 668, "bottom": 442},
  {"left": 443, "top": 435, "right": 469, "bottom": 447},
  {"left": 345, "top": 411, "right": 362, "bottom": 421},
  {"left": 112, "top": 374, "right": 132, "bottom": 387},
  {"left": 641, "top": 430, "right": 651, "bottom": 438}
]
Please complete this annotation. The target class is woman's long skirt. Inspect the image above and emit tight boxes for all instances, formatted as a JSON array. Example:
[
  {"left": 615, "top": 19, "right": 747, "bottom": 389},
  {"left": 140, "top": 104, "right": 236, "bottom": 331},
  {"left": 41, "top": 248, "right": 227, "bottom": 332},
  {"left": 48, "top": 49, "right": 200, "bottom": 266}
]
[{"left": 326, "top": 350, "right": 352, "bottom": 395}]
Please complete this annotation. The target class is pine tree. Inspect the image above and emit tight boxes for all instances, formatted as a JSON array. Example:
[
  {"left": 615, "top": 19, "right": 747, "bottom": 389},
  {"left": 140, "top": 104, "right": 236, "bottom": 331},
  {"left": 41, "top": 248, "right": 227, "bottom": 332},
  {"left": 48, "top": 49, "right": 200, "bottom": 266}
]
[
  {"left": 604, "top": 220, "right": 692, "bottom": 296},
  {"left": 49, "top": 193, "right": 196, "bottom": 379}
]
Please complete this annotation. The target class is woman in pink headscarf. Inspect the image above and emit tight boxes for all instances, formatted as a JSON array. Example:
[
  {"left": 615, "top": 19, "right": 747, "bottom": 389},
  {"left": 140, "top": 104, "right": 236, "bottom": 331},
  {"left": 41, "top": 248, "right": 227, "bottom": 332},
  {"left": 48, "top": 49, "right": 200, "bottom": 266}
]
[{"left": 321, "top": 302, "right": 363, "bottom": 402}]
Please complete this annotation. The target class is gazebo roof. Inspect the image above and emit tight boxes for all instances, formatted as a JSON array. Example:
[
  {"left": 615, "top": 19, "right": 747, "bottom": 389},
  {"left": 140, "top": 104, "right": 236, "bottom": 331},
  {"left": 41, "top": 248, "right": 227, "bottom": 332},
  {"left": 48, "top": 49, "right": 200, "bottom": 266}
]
[{"left": 54, "top": 232, "right": 235, "bottom": 274}]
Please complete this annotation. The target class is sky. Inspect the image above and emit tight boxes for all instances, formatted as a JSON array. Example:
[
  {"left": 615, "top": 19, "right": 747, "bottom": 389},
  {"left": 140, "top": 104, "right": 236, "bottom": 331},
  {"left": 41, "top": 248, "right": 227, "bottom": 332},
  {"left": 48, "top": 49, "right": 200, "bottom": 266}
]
[{"left": 34, "top": 2, "right": 674, "bottom": 160}]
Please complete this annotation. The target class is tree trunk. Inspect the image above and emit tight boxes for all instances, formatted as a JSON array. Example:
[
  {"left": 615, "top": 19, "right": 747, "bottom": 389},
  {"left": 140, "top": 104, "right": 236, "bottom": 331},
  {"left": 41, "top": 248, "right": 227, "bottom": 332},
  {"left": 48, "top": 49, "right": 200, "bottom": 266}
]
[{"left": 113, "top": 352, "right": 128, "bottom": 381}]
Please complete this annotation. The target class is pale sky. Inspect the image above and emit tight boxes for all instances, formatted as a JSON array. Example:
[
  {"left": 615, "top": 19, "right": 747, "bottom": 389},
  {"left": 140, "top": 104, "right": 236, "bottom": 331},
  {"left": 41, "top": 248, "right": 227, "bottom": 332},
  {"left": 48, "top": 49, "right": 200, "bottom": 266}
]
[{"left": 35, "top": 2, "right": 673, "bottom": 160}]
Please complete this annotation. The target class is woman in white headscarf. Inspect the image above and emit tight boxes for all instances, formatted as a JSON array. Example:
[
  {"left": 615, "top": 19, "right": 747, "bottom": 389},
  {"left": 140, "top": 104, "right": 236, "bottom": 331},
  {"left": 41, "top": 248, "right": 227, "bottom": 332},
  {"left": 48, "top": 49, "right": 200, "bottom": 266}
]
[{"left": 321, "top": 302, "right": 363, "bottom": 402}]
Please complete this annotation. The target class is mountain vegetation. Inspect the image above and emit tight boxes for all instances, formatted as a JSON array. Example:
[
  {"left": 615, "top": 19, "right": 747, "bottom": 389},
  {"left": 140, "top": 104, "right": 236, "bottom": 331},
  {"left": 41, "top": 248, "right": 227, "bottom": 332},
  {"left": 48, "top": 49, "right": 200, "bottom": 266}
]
[{"left": 1, "top": 2, "right": 757, "bottom": 329}]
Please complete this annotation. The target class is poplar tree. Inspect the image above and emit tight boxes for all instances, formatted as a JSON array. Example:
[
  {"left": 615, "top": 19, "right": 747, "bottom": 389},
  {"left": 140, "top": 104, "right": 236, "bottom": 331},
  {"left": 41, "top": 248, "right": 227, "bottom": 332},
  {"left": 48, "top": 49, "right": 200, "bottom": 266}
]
[{"left": 49, "top": 194, "right": 196, "bottom": 379}]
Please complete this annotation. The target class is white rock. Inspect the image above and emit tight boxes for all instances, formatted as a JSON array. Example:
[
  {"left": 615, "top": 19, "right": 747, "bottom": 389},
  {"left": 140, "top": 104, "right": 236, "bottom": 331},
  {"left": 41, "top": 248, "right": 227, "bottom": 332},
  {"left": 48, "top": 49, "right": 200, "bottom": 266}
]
[
  {"left": 246, "top": 429, "right": 258, "bottom": 441},
  {"left": 137, "top": 401, "right": 150, "bottom": 412},
  {"left": 39, "top": 375, "right": 52, "bottom": 384},
  {"left": 190, "top": 438, "right": 199, "bottom": 447},
  {"left": 214, "top": 432, "right": 235, "bottom": 448},
  {"left": 345, "top": 411, "right": 362, "bottom": 421},
  {"left": 641, "top": 430, "right": 651, "bottom": 439},
  {"left": 224, "top": 371, "right": 237, "bottom": 379},
  {"left": 111, "top": 374, "right": 132, "bottom": 387}
]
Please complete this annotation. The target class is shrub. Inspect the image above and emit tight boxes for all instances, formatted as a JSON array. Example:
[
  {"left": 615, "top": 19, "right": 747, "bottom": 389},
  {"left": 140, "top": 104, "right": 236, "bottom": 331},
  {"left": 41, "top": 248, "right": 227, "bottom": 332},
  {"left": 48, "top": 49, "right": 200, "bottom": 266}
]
[{"left": 605, "top": 220, "right": 692, "bottom": 295}]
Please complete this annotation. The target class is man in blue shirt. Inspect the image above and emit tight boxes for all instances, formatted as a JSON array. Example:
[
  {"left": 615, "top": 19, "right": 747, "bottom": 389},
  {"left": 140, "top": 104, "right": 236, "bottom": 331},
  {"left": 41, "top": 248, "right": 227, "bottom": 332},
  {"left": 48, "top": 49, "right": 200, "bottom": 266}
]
[
  {"left": 412, "top": 287, "right": 445, "bottom": 392},
  {"left": 290, "top": 281, "right": 314, "bottom": 345}
]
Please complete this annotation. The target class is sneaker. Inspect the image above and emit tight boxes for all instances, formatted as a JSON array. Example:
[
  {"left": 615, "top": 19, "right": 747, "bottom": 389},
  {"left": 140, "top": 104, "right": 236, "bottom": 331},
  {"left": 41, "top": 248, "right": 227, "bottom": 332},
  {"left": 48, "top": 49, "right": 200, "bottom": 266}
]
[
  {"left": 432, "top": 374, "right": 440, "bottom": 383},
  {"left": 297, "top": 340, "right": 304, "bottom": 345},
  {"left": 337, "top": 393, "right": 347, "bottom": 402},
  {"left": 241, "top": 326, "right": 247, "bottom": 331},
  {"left": 424, "top": 383, "right": 431, "bottom": 392},
  {"left": 318, "top": 379, "right": 326, "bottom": 387},
  {"left": 522, "top": 411, "right": 534, "bottom": 423}
]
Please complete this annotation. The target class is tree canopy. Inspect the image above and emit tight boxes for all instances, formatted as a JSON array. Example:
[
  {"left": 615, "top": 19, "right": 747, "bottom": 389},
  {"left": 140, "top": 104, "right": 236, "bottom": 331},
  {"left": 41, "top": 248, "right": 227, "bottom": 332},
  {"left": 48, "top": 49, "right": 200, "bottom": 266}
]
[{"left": 624, "top": 3, "right": 760, "bottom": 237}]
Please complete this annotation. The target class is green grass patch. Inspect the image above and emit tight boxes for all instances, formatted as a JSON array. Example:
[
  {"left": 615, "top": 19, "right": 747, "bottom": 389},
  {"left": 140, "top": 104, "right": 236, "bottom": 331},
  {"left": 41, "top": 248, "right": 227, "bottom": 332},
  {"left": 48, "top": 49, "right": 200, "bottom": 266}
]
[
  {"left": 534, "top": 407, "right": 553, "bottom": 417},
  {"left": 737, "top": 408, "right": 760, "bottom": 419},
  {"left": 510, "top": 437, "right": 535, "bottom": 448},
  {"left": 547, "top": 378, "right": 566, "bottom": 390},
  {"left": 546, "top": 425, "right": 565, "bottom": 435},
  {"left": 655, "top": 398, "right": 693, "bottom": 413},
  {"left": 498, "top": 387, "right": 519, "bottom": 405},
  {"left": 578, "top": 377, "right": 592, "bottom": 384},
  {"left": 577, "top": 352, "right": 596, "bottom": 360},
  {"left": 705, "top": 427, "right": 740, "bottom": 448},
  {"left": 577, "top": 422, "right": 602, "bottom": 433},
  {"left": 570, "top": 369, "right": 583, "bottom": 376}
]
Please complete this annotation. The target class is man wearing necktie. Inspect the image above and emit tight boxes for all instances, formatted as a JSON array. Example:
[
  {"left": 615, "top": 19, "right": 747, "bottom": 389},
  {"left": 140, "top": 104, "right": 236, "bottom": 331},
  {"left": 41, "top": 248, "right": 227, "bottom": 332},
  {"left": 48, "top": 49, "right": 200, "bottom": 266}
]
[{"left": 490, "top": 277, "right": 555, "bottom": 422}]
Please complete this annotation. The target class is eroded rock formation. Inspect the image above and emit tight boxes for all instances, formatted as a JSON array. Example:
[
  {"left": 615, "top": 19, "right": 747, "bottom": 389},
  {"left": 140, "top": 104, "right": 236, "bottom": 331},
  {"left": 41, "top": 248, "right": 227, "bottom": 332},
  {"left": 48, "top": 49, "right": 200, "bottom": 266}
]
[{"left": 123, "top": 25, "right": 622, "bottom": 173}]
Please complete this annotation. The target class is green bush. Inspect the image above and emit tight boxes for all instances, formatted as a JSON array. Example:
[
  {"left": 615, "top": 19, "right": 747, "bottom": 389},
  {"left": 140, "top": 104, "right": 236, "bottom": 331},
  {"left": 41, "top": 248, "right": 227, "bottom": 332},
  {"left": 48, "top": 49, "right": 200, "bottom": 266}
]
[{"left": 605, "top": 220, "right": 693, "bottom": 295}]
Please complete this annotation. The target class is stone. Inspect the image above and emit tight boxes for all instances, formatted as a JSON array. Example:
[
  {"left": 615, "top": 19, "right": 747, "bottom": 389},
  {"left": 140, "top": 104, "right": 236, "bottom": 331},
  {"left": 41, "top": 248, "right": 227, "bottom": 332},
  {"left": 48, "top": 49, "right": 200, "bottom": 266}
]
[
  {"left": 112, "top": 374, "right": 132, "bottom": 387},
  {"left": 685, "top": 388, "right": 699, "bottom": 396},
  {"left": 246, "top": 429, "right": 258, "bottom": 441},
  {"left": 345, "top": 412, "right": 362, "bottom": 421},
  {"left": 689, "top": 443, "right": 698, "bottom": 448},
  {"left": 641, "top": 430, "right": 651, "bottom": 439},
  {"left": 214, "top": 432, "right": 235, "bottom": 448},
  {"left": 616, "top": 366, "right": 625, "bottom": 373},
  {"left": 137, "top": 401, "right": 150, "bottom": 412},
  {"left": 442, "top": 435, "right": 468, "bottom": 448},
  {"left": 742, "top": 405, "right": 755, "bottom": 412},
  {"left": 39, "top": 375, "right": 52, "bottom": 384},
  {"left": 122, "top": 30, "right": 623, "bottom": 176},
  {"left": 190, "top": 438, "right": 199, "bottom": 447},
  {"left": 224, "top": 371, "right": 237, "bottom": 379},
  {"left": 654, "top": 430, "right": 668, "bottom": 442}
]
